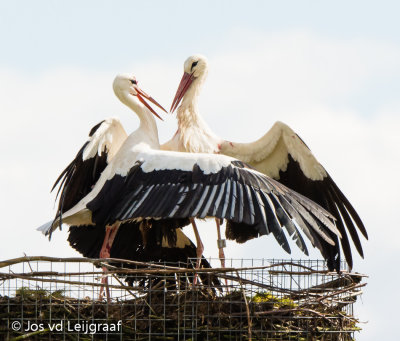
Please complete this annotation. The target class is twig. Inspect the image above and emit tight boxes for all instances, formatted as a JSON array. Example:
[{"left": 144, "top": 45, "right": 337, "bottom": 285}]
[
  {"left": 111, "top": 274, "right": 157, "bottom": 315},
  {"left": 23, "top": 252, "right": 34, "bottom": 273},
  {"left": 0, "top": 272, "right": 137, "bottom": 291},
  {"left": 316, "top": 283, "right": 367, "bottom": 302},
  {"left": 255, "top": 307, "right": 331, "bottom": 321},
  {"left": 236, "top": 270, "right": 252, "bottom": 341}
]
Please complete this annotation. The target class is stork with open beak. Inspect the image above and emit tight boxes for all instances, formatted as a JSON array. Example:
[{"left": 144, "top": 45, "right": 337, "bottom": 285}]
[
  {"left": 42, "top": 74, "right": 221, "bottom": 300},
  {"left": 43, "top": 74, "right": 221, "bottom": 297},
  {"left": 40, "top": 74, "right": 178, "bottom": 300},
  {"left": 164, "top": 54, "right": 368, "bottom": 272},
  {"left": 38, "top": 73, "right": 341, "bottom": 290}
]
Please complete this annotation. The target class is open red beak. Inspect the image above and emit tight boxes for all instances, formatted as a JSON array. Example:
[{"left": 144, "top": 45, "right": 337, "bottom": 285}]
[
  {"left": 132, "top": 86, "right": 167, "bottom": 121},
  {"left": 170, "top": 72, "right": 194, "bottom": 113}
]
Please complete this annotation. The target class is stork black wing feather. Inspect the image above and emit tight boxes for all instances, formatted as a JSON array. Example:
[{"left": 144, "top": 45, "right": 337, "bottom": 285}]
[
  {"left": 329, "top": 181, "right": 367, "bottom": 248},
  {"left": 324, "top": 190, "right": 353, "bottom": 270},
  {"left": 270, "top": 193, "right": 309, "bottom": 256},
  {"left": 52, "top": 143, "right": 108, "bottom": 215},
  {"left": 330, "top": 180, "right": 368, "bottom": 239},
  {"left": 276, "top": 154, "right": 366, "bottom": 270}
]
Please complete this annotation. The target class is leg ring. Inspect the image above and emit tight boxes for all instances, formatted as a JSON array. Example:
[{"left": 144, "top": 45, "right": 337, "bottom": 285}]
[{"left": 217, "top": 239, "right": 226, "bottom": 249}]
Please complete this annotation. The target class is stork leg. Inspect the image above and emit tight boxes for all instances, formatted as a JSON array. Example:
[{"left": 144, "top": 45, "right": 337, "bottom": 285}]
[
  {"left": 99, "top": 226, "right": 112, "bottom": 302},
  {"left": 216, "top": 218, "right": 229, "bottom": 290},
  {"left": 215, "top": 218, "right": 226, "bottom": 269},
  {"left": 190, "top": 218, "right": 204, "bottom": 285},
  {"left": 98, "top": 222, "right": 120, "bottom": 302}
]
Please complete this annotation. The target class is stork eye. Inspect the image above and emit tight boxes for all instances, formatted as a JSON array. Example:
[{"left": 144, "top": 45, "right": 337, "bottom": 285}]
[
  {"left": 191, "top": 61, "right": 198, "bottom": 70},
  {"left": 130, "top": 79, "right": 137, "bottom": 85}
]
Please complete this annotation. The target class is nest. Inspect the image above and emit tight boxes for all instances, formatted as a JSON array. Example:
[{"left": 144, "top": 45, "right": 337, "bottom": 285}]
[{"left": 0, "top": 257, "right": 366, "bottom": 340}]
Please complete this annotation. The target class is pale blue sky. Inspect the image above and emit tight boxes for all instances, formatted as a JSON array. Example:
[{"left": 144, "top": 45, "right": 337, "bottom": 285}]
[
  {"left": 1, "top": 0, "right": 399, "bottom": 72},
  {"left": 1, "top": 0, "right": 399, "bottom": 118},
  {"left": 1, "top": 2, "right": 399, "bottom": 340}
]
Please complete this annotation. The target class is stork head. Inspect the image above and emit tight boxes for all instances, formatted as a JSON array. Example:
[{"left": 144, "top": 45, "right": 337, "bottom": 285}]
[
  {"left": 183, "top": 54, "right": 208, "bottom": 78},
  {"left": 113, "top": 74, "right": 167, "bottom": 120},
  {"left": 170, "top": 54, "right": 208, "bottom": 113}
]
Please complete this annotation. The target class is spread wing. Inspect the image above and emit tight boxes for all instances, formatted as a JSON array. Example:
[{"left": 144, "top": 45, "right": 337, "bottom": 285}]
[
  {"left": 219, "top": 121, "right": 367, "bottom": 270},
  {"left": 78, "top": 149, "right": 340, "bottom": 266}
]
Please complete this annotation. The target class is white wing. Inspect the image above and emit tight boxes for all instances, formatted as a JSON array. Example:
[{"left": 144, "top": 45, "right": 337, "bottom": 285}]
[
  {"left": 82, "top": 117, "right": 128, "bottom": 162},
  {"left": 219, "top": 120, "right": 367, "bottom": 269},
  {"left": 220, "top": 121, "right": 326, "bottom": 180}
]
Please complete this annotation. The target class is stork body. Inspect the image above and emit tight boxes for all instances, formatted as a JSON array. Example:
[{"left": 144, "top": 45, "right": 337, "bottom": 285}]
[{"left": 164, "top": 55, "right": 368, "bottom": 271}]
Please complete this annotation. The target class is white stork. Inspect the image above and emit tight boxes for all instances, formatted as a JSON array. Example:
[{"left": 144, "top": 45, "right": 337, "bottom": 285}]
[
  {"left": 164, "top": 54, "right": 368, "bottom": 271},
  {"left": 37, "top": 74, "right": 340, "bottom": 280},
  {"left": 42, "top": 74, "right": 225, "bottom": 297},
  {"left": 43, "top": 74, "right": 220, "bottom": 296}
]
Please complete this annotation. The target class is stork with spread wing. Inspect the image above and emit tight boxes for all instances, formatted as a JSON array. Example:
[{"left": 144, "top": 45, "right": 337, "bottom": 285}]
[{"left": 164, "top": 54, "right": 367, "bottom": 271}]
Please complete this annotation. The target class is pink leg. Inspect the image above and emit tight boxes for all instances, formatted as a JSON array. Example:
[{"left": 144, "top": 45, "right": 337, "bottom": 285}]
[
  {"left": 190, "top": 218, "right": 204, "bottom": 285},
  {"left": 216, "top": 219, "right": 226, "bottom": 269},
  {"left": 216, "top": 218, "right": 229, "bottom": 289},
  {"left": 98, "top": 223, "right": 120, "bottom": 302}
]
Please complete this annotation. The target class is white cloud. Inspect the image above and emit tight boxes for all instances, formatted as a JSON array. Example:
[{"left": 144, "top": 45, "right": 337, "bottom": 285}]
[{"left": 0, "top": 31, "right": 398, "bottom": 341}]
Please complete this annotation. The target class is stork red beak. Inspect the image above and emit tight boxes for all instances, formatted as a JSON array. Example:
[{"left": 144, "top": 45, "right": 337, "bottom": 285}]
[
  {"left": 170, "top": 72, "right": 194, "bottom": 113},
  {"left": 131, "top": 86, "right": 167, "bottom": 121}
]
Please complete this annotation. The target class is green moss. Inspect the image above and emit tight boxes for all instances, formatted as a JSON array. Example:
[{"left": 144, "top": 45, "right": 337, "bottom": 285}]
[
  {"left": 50, "top": 289, "right": 65, "bottom": 299},
  {"left": 15, "top": 287, "right": 65, "bottom": 300},
  {"left": 16, "top": 287, "right": 48, "bottom": 300},
  {"left": 251, "top": 291, "right": 297, "bottom": 308}
]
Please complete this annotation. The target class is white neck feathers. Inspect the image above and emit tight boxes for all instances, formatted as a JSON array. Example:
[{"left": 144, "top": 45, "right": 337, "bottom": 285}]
[
  {"left": 176, "top": 78, "right": 221, "bottom": 153},
  {"left": 118, "top": 91, "right": 159, "bottom": 147}
]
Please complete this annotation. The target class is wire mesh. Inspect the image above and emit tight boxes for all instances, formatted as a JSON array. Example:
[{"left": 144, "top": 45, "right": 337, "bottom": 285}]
[{"left": 0, "top": 257, "right": 365, "bottom": 340}]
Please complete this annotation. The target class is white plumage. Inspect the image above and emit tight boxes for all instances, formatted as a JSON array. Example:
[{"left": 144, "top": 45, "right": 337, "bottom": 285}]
[{"left": 82, "top": 117, "right": 127, "bottom": 162}]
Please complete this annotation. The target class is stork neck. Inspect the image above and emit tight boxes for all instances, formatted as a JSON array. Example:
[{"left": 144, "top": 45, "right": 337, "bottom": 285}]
[
  {"left": 120, "top": 92, "right": 159, "bottom": 146},
  {"left": 177, "top": 79, "right": 208, "bottom": 132},
  {"left": 175, "top": 81, "right": 222, "bottom": 154}
]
